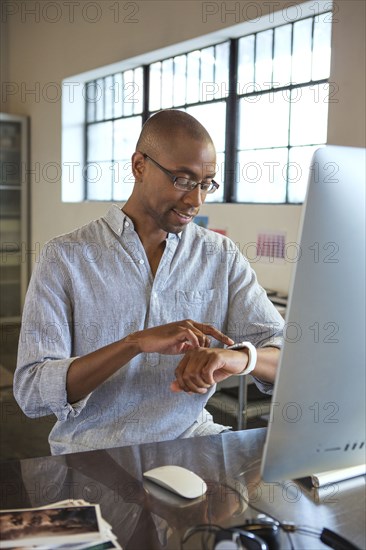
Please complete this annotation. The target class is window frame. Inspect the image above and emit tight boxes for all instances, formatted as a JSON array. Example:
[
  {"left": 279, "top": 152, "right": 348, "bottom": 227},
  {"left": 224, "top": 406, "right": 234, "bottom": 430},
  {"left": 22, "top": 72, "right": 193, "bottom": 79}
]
[{"left": 62, "top": 0, "right": 333, "bottom": 204}]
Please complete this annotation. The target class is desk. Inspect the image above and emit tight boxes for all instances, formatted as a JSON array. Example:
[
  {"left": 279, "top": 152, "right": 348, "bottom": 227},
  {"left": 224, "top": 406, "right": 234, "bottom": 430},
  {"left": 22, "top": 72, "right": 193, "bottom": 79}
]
[{"left": 1, "top": 429, "right": 365, "bottom": 550}]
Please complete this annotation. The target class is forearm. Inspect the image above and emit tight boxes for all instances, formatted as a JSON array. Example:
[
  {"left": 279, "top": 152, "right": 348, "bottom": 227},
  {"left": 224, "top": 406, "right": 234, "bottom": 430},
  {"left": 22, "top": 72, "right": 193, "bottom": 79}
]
[
  {"left": 66, "top": 333, "right": 141, "bottom": 403},
  {"left": 250, "top": 346, "right": 280, "bottom": 384},
  {"left": 67, "top": 320, "right": 233, "bottom": 403}
]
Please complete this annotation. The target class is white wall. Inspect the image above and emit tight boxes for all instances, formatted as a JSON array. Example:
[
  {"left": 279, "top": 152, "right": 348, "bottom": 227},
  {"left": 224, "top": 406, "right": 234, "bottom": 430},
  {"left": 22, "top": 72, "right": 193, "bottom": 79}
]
[{"left": 2, "top": 0, "right": 365, "bottom": 293}]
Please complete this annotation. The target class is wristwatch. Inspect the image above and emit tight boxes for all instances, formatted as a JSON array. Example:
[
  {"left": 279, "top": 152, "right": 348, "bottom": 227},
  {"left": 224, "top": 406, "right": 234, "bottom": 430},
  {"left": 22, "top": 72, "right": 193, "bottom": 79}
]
[{"left": 226, "top": 341, "right": 257, "bottom": 375}]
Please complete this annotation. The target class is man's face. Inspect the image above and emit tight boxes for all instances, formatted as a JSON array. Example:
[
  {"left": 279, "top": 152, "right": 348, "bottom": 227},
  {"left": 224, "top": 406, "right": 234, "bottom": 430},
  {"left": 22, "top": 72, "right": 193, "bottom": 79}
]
[{"left": 133, "top": 136, "right": 217, "bottom": 234}]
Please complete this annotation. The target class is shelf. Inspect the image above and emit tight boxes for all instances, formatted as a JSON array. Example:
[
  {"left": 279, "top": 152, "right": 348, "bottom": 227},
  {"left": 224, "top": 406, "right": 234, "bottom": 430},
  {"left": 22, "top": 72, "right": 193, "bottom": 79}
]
[
  {"left": 0, "top": 247, "right": 20, "bottom": 253},
  {"left": 0, "top": 185, "right": 22, "bottom": 190},
  {"left": 0, "top": 316, "right": 21, "bottom": 324},
  {"left": 207, "top": 391, "right": 271, "bottom": 430}
]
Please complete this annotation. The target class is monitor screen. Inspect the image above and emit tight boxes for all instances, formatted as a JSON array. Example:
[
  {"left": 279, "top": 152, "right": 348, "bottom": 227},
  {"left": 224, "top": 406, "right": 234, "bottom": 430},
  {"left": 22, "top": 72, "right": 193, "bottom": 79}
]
[{"left": 261, "top": 145, "right": 366, "bottom": 482}]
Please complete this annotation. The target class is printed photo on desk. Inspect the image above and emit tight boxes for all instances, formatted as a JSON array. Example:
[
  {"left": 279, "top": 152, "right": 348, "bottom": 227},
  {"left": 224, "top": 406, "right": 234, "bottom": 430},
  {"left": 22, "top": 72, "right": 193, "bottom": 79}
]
[{"left": 0, "top": 500, "right": 121, "bottom": 549}]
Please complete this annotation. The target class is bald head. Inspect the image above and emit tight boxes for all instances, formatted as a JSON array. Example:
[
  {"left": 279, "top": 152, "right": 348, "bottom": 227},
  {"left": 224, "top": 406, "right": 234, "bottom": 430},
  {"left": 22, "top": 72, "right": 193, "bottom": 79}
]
[{"left": 136, "top": 109, "right": 215, "bottom": 156}]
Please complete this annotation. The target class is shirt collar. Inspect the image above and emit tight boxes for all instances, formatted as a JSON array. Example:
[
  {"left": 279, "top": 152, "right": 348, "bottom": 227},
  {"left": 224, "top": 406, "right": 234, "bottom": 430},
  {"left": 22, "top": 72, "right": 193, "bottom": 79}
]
[
  {"left": 103, "top": 205, "right": 182, "bottom": 240},
  {"left": 103, "top": 205, "right": 130, "bottom": 237}
]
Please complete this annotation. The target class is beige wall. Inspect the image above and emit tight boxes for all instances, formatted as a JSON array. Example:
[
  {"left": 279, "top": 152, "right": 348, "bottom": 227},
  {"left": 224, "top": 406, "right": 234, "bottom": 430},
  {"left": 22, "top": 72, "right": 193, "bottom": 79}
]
[
  {"left": 1, "top": 0, "right": 365, "bottom": 293},
  {"left": 327, "top": 0, "right": 366, "bottom": 146}
]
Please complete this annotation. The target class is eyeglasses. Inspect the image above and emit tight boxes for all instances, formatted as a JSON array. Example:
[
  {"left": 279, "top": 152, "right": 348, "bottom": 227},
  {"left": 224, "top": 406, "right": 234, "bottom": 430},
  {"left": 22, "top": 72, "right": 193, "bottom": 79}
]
[{"left": 142, "top": 153, "right": 219, "bottom": 194}]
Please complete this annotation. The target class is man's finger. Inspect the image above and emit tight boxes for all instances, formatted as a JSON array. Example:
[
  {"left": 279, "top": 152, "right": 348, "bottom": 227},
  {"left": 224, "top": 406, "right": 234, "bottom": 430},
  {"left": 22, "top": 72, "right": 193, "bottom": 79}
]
[
  {"left": 175, "top": 354, "right": 213, "bottom": 393},
  {"left": 190, "top": 322, "right": 234, "bottom": 345},
  {"left": 170, "top": 380, "right": 182, "bottom": 392},
  {"left": 174, "top": 356, "right": 201, "bottom": 392},
  {"left": 177, "top": 327, "right": 200, "bottom": 349}
]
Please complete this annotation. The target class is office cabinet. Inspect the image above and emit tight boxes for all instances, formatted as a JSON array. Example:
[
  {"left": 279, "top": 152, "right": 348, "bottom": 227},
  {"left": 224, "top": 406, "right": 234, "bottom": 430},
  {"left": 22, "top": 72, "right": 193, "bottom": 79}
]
[{"left": 0, "top": 113, "right": 29, "bottom": 371}]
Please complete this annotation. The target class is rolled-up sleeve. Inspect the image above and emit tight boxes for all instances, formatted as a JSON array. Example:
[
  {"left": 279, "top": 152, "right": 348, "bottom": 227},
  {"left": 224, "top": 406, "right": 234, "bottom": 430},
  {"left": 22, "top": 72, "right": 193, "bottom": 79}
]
[
  {"left": 252, "top": 335, "right": 283, "bottom": 394},
  {"left": 226, "top": 247, "right": 284, "bottom": 395},
  {"left": 14, "top": 242, "right": 91, "bottom": 420}
]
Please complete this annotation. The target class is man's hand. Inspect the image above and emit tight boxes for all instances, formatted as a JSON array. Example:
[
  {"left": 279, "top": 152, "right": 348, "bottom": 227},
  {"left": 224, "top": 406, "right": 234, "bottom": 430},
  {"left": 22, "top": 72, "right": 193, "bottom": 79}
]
[
  {"left": 170, "top": 346, "right": 280, "bottom": 394},
  {"left": 126, "top": 320, "right": 234, "bottom": 355},
  {"left": 170, "top": 348, "right": 249, "bottom": 393}
]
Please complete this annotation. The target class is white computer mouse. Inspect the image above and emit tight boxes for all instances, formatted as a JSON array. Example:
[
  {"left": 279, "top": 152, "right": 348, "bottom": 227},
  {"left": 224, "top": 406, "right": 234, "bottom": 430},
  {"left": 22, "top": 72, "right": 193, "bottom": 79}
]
[{"left": 143, "top": 465, "right": 207, "bottom": 499}]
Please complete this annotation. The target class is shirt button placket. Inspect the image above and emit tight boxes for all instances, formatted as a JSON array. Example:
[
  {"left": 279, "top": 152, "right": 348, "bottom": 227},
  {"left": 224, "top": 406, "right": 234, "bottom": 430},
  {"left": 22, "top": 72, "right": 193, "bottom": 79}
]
[{"left": 146, "top": 288, "right": 160, "bottom": 367}]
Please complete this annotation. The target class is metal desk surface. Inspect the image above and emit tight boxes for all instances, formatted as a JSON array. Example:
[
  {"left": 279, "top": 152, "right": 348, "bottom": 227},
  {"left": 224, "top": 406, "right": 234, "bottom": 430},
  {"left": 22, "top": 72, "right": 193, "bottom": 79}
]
[{"left": 1, "top": 429, "right": 365, "bottom": 549}]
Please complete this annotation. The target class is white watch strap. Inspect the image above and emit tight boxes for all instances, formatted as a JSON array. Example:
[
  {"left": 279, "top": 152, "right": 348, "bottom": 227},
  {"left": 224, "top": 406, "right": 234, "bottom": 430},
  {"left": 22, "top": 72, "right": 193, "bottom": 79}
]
[{"left": 226, "top": 341, "right": 257, "bottom": 375}]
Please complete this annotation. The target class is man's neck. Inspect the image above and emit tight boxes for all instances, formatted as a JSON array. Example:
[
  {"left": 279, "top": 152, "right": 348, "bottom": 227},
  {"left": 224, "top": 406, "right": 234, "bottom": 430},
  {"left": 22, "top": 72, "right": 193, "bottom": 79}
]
[
  {"left": 121, "top": 205, "right": 169, "bottom": 278},
  {"left": 122, "top": 206, "right": 167, "bottom": 249}
]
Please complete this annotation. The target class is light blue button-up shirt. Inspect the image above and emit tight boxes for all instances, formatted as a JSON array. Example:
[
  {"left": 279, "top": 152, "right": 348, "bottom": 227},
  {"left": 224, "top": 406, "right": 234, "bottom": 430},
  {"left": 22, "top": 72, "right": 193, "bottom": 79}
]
[{"left": 14, "top": 205, "right": 284, "bottom": 454}]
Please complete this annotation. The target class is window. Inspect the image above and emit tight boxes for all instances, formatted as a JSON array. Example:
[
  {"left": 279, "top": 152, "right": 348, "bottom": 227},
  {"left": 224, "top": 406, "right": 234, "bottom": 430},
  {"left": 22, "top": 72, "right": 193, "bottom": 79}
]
[
  {"left": 236, "top": 13, "right": 331, "bottom": 203},
  {"left": 85, "top": 68, "right": 143, "bottom": 201},
  {"left": 79, "top": 10, "right": 332, "bottom": 204}
]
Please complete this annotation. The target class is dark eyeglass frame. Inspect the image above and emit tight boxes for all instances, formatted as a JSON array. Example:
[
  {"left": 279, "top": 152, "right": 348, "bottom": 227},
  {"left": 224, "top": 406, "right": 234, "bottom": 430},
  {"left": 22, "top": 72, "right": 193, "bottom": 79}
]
[{"left": 141, "top": 153, "right": 219, "bottom": 194}]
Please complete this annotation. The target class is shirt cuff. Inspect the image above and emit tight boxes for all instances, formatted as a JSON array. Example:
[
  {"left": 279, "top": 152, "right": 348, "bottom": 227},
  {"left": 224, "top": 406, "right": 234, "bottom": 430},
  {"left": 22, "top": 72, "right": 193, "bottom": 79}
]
[
  {"left": 260, "top": 336, "right": 283, "bottom": 349},
  {"left": 39, "top": 357, "right": 92, "bottom": 421},
  {"left": 251, "top": 339, "right": 283, "bottom": 394}
]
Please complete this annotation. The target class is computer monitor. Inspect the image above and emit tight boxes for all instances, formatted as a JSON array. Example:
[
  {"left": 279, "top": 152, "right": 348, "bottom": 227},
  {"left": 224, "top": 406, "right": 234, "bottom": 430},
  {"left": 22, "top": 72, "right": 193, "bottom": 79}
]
[{"left": 261, "top": 145, "right": 366, "bottom": 482}]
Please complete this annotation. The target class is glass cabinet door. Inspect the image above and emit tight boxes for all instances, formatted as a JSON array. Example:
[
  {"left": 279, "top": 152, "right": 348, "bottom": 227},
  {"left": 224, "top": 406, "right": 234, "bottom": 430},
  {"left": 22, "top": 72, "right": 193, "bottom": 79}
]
[{"left": 0, "top": 114, "right": 29, "bottom": 370}]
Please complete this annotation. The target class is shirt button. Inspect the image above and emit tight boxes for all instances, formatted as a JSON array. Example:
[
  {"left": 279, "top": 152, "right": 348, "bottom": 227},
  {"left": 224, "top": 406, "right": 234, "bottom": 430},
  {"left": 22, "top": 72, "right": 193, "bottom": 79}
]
[
  {"left": 125, "top": 221, "right": 130, "bottom": 227},
  {"left": 153, "top": 292, "right": 158, "bottom": 298},
  {"left": 139, "top": 259, "right": 144, "bottom": 265}
]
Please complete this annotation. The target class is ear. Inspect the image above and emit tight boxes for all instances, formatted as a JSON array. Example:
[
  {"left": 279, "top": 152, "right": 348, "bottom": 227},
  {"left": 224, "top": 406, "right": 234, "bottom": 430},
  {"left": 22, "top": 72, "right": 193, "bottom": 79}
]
[{"left": 131, "top": 151, "right": 146, "bottom": 182}]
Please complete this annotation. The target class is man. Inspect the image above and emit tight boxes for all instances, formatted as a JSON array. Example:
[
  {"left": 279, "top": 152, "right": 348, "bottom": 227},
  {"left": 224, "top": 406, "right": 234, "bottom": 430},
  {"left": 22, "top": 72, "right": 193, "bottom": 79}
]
[{"left": 14, "top": 110, "right": 284, "bottom": 455}]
